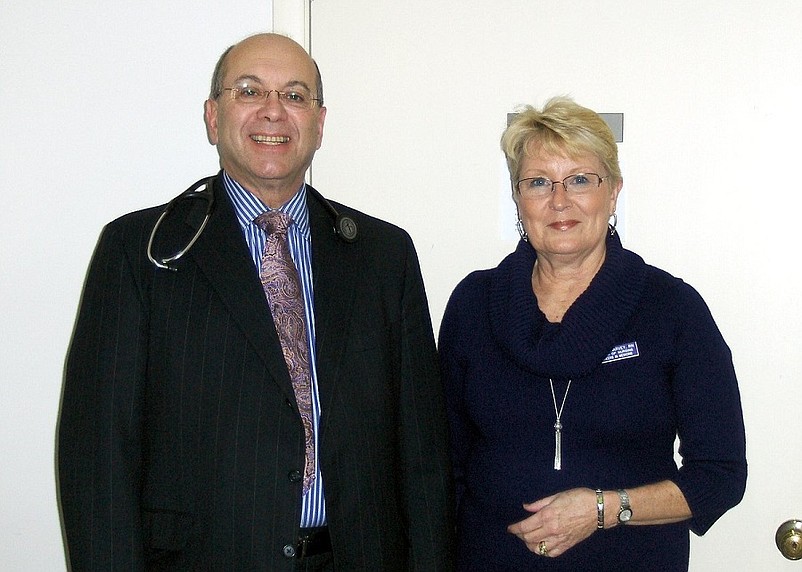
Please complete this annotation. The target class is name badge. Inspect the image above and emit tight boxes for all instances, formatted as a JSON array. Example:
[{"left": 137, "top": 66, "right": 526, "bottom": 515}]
[{"left": 602, "top": 341, "right": 639, "bottom": 364}]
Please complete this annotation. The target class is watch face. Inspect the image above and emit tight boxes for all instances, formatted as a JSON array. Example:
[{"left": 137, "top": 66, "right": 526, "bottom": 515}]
[{"left": 620, "top": 509, "right": 633, "bottom": 522}]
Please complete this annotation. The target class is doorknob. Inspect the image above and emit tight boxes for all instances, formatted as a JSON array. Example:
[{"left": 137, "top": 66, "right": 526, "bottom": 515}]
[{"left": 777, "top": 520, "right": 802, "bottom": 560}]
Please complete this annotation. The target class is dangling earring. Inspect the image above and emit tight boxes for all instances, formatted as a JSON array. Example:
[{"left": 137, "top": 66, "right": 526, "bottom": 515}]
[
  {"left": 608, "top": 212, "right": 618, "bottom": 236},
  {"left": 516, "top": 218, "right": 529, "bottom": 242}
]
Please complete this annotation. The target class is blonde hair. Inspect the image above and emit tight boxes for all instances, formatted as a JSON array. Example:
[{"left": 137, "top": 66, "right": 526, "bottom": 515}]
[{"left": 501, "top": 97, "right": 621, "bottom": 195}]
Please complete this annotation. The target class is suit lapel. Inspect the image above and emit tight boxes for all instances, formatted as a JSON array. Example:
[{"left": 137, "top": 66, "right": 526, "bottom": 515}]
[
  {"left": 307, "top": 190, "right": 359, "bottom": 432},
  {"left": 183, "top": 176, "right": 296, "bottom": 402},
  {"left": 176, "top": 180, "right": 360, "bottom": 422}
]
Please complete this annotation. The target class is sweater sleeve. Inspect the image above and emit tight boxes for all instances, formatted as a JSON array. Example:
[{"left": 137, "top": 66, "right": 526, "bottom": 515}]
[
  {"left": 669, "top": 281, "right": 747, "bottom": 535},
  {"left": 437, "top": 273, "right": 484, "bottom": 513}
]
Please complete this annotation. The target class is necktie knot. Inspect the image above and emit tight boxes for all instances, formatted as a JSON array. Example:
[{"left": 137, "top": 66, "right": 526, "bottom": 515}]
[{"left": 255, "top": 211, "right": 292, "bottom": 236}]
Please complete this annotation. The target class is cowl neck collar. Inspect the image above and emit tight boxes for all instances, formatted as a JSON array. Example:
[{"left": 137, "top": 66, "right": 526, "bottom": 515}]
[{"left": 488, "top": 232, "right": 647, "bottom": 380}]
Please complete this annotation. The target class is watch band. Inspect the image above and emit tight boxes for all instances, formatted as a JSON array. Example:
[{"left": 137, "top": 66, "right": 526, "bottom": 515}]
[
  {"left": 595, "top": 489, "right": 605, "bottom": 529},
  {"left": 616, "top": 488, "right": 632, "bottom": 524}
]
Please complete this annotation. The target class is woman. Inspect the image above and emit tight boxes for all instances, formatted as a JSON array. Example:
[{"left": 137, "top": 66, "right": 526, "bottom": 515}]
[{"left": 438, "top": 97, "right": 746, "bottom": 571}]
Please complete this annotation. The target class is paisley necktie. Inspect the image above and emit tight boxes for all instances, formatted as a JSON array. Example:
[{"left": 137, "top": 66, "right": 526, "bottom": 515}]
[{"left": 255, "top": 211, "right": 315, "bottom": 494}]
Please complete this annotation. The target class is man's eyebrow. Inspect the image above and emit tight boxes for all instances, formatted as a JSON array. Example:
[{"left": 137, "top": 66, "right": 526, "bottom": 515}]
[
  {"left": 284, "top": 80, "right": 313, "bottom": 92},
  {"left": 232, "top": 74, "right": 263, "bottom": 85},
  {"left": 232, "top": 75, "right": 313, "bottom": 92}
]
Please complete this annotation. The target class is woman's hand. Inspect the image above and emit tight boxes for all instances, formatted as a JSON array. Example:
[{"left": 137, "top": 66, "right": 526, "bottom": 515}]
[
  {"left": 507, "top": 481, "right": 692, "bottom": 557},
  {"left": 506, "top": 487, "right": 598, "bottom": 558}
]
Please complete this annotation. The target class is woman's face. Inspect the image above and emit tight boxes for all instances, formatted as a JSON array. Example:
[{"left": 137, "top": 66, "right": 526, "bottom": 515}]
[{"left": 516, "top": 144, "right": 621, "bottom": 265}]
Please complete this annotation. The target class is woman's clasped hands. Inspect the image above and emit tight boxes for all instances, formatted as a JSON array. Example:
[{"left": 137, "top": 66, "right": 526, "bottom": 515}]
[{"left": 507, "top": 487, "right": 601, "bottom": 558}]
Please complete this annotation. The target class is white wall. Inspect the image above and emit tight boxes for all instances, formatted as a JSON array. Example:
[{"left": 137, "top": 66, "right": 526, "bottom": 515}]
[
  {"left": 307, "top": 0, "right": 802, "bottom": 569},
  {"left": 0, "top": 2, "right": 271, "bottom": 569}
]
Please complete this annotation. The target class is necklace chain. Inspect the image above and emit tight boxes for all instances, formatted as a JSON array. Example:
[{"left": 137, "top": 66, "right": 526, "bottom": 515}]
[{"left": 549, "top": 378, "right": 572, "bottom": 470}]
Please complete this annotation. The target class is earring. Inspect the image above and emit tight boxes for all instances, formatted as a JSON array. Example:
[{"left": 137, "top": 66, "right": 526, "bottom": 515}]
[
  {"left": 516, "top": 218, "right": 529, "bottom": 242},
  {"left": 609, "top": 212, "right": 618, "bottom": 236}
]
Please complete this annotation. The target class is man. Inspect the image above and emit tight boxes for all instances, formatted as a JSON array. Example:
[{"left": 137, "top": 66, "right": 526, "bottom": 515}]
[{"left": 58, "top": 33, "right": 454, "bottom": 571}]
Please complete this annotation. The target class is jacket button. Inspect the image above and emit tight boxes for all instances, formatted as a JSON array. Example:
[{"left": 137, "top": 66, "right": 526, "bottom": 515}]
[
  {"left": 288, "top": 470, "right": 303, "bottom": 483},
  {"left": 282, "top": 544, "right": 296, "bottom": 558}
]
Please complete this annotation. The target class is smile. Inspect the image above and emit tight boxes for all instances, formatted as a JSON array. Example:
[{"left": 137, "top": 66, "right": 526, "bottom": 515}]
[
  {"left": 549, "top": 220, "right": 578, "bottom": 231},
  {"left": 251, "top": 135, "right": 290, "bottom": 144}
]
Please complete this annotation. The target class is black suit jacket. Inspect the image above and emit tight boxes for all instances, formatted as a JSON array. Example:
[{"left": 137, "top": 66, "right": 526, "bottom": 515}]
[{"left": 57, "top": 175, "right": 454, "bottom": 570}]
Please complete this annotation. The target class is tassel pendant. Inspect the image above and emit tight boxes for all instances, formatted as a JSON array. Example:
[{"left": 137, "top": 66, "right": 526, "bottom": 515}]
[
  {"left": 549, "top": 379, "right": 571, "bottom": 471},
  {"left": 553, "top": 420, "right": 563, "bottom": 470}
]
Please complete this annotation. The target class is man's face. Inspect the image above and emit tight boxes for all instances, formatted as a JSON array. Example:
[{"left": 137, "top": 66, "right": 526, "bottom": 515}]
[{"left": 204, "top": 34, "right": 326, "bottom": 206}]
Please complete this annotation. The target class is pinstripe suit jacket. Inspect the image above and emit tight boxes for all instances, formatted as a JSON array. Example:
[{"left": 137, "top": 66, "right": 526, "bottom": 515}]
[{"left": 57, "top": 175, "right": 454, "bottom": 571}]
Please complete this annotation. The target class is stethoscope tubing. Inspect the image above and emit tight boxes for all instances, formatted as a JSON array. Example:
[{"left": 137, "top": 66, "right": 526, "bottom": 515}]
[
  {"left": 147, "top": 175, "right": 358, "bottom": 272},
  {"left": 147, "top": 176, "right": 215, "bottom": 271}
]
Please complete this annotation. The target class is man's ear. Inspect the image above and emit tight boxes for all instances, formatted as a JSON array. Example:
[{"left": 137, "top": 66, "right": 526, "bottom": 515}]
[{"left": 203, "top": 99, "right": 219, "bottom": 145}]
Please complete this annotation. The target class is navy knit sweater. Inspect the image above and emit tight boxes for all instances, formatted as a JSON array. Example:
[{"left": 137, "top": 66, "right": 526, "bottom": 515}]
[{"left": 438, "top": 233, "right": 747, "bottom": 571}]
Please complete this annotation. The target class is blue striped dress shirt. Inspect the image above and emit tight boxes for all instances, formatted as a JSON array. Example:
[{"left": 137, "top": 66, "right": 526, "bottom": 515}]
[{"left": 222, "top": 171, "right": 326, "bottom": 528}]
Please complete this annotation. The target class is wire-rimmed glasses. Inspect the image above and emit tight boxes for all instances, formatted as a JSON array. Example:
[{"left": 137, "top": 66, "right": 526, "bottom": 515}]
[
  {"left": 516, "top": 173, "right": 608, "bottom": 199},
  {"left": 222, "top": 82, "right": 321, "bottom": 111}
]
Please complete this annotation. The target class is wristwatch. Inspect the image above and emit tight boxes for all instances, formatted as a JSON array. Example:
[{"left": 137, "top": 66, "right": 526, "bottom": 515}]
[{"left": 616, "top": 489, "right": 632, "bottom": 524}]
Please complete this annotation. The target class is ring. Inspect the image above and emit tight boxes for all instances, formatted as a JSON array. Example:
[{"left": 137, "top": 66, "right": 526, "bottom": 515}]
[{"left": 538, "top": 540, "right": 548, "bottom": 556}]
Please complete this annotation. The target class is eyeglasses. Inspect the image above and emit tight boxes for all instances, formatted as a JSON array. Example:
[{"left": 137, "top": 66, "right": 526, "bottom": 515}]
[
  {"left": 516, "top": 173, "right": 608, "bottom": 199},
  {"left": 222, "top": 83, "right": 321, "bottom": 111}
]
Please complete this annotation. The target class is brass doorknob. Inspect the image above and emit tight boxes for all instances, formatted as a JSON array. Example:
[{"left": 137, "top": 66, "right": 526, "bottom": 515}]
[{"left": 777, "top": 519, "right": 802, "bottom": 560}]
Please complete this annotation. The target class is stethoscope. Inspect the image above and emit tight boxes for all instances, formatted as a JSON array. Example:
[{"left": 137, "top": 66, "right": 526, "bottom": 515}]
[{"left": 147, "top": 174, "right": 359, "bottom": 271}]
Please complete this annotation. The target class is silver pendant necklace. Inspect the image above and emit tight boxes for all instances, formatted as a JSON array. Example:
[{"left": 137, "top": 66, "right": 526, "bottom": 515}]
[{"left": 549, "top": 378, "right": 572, "bottom": 470}]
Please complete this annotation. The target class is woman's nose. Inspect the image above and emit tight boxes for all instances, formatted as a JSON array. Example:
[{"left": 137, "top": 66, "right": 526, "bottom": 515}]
[{"left": 548, "top": 182, "right": 571, "bottom": 210}]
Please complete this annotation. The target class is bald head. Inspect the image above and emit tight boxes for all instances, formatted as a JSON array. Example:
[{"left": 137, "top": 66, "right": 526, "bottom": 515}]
[{"left": 209, "top": 33, "right": 323, "bottom": 105}]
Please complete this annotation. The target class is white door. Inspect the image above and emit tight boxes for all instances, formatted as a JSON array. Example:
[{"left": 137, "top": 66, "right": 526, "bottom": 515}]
[{"left": 301, "top": 0, "right": 802, "bottom": 569}]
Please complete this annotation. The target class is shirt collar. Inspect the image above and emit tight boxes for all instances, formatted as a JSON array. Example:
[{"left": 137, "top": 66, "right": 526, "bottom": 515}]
[{"left": 222, "top": 171, "right": 311, "bottom": 240}]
